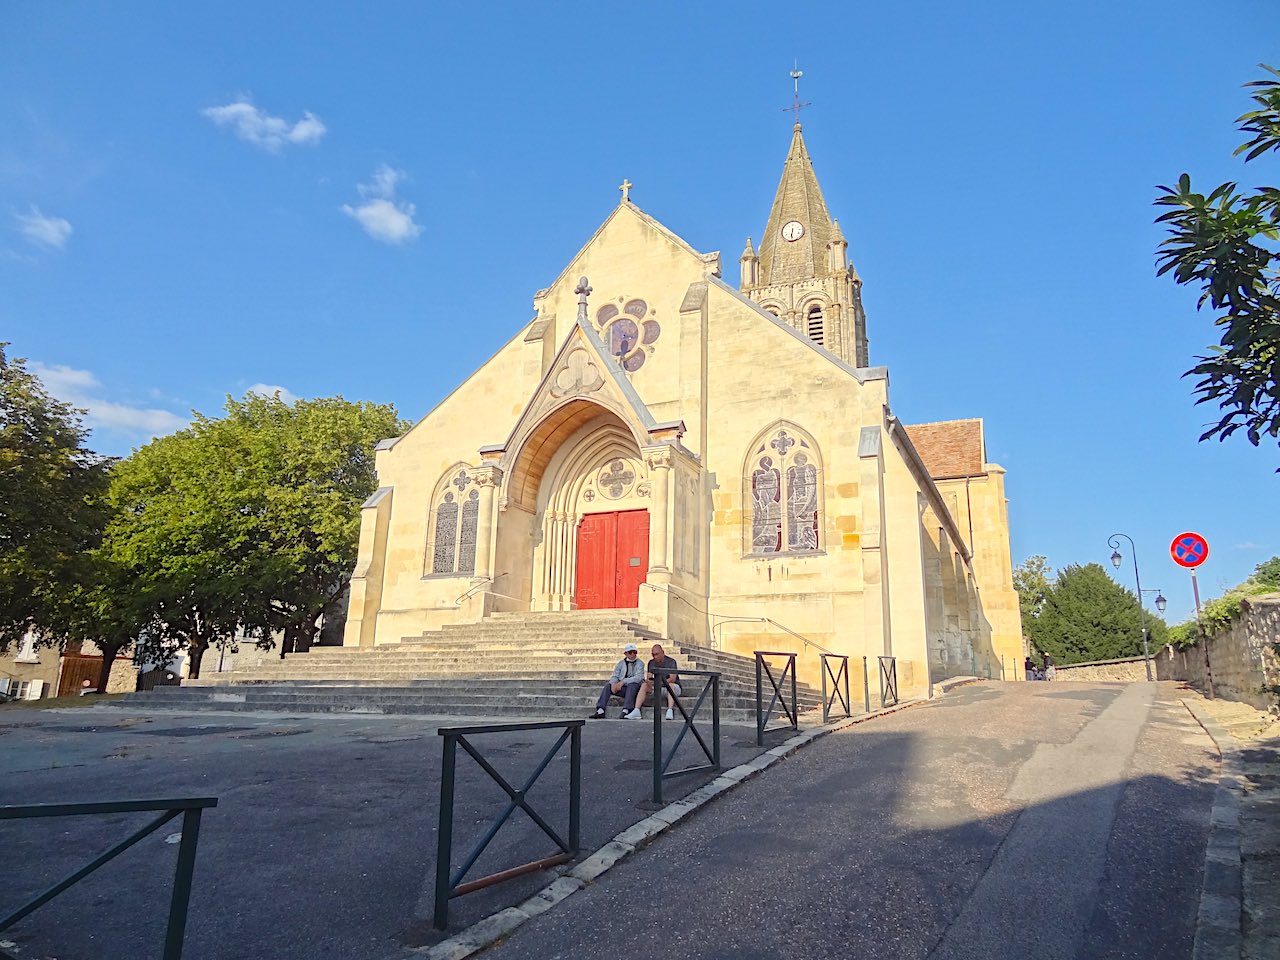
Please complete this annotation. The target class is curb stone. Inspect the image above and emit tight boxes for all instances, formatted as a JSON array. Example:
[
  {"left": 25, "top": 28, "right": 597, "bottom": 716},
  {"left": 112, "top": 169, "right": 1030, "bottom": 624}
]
[
  {"left": 1182, "top": 697, "right": 1244, "bottom": 960},
  {"left": 414, "top": 698, "right": 923, "bottom": 959}
]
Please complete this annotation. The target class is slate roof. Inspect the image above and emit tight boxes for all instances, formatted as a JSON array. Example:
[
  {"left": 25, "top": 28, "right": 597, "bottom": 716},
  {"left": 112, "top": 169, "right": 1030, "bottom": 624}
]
[{"left": 903, "top": 419, "right": 986, "bottom": 479}]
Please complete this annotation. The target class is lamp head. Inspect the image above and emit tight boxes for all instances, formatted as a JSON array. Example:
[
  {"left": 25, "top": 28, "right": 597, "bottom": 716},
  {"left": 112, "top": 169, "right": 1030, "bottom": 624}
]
[
  {"left": 1110, "top": 550, "right": 1122, "bottom": 570},
  {"left": 1156, "top": 593, "right": 1167, "bottom": 613}
]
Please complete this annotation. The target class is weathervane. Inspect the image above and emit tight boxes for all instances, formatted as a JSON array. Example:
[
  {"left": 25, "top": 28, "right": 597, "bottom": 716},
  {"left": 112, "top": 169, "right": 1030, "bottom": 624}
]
[{"left": 784, "top": 62, "right": 811, "bottom": 123}]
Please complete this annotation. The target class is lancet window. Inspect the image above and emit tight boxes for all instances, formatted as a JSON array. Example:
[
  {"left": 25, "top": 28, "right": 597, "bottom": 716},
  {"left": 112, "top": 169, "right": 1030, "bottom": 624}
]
[
  {"left": 806, "top": 304, "right": 824, "bottom": 345},
  {"left": 745, "top": 426, "right": 822, "bottom": 556},
  {"left": 429, "top": 468, "right": 479, "bottom": 575}
]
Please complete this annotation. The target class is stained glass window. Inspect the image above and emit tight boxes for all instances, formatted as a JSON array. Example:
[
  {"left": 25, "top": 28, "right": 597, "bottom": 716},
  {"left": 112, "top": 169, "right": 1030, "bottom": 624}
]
[
  {"left": 432, "top": 493, "right": 459, "bottom": 573},
  {"left": 746, "top": 427, "right": 822, "bottom": 556},
  {"left": 430, "top": 468, "right": 480, "bottom": 576},
  {"left": 458, "top": 489, "right": 479, "bottom": 574}
]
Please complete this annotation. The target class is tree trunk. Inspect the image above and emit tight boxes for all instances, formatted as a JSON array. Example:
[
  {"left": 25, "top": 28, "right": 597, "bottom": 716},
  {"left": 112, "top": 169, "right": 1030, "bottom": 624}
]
[
  {"left": 95, "top": 641, "right": 123, "bottom": 693},
  {"left": 188, "top": 638, "right": 209, "bottom": 680}
]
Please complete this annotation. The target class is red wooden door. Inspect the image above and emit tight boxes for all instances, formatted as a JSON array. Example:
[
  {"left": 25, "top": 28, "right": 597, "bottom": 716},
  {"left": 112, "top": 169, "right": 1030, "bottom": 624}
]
[
  {"left": 574, "top": 510, "right": 650, "bottom": 609},
  {"left": 615, "top": 509, "right": 650, "bottom": 607}
]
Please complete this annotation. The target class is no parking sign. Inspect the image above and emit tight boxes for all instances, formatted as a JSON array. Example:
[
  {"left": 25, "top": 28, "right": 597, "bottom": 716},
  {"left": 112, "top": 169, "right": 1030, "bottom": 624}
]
[{"left": 1170, "top": 532, "right": 1209, "bottom": 568}]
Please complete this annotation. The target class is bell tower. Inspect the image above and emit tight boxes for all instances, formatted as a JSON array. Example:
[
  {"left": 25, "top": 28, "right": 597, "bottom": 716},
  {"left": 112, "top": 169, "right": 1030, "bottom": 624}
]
[{"left": 740, "top": 82, "right": 869, "bottom": 367}]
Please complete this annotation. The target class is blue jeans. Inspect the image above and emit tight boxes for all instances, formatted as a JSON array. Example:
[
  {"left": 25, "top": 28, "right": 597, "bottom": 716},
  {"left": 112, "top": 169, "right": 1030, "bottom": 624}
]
[{"left": 597, "top": 682, "right": 640, "bottom": 712}]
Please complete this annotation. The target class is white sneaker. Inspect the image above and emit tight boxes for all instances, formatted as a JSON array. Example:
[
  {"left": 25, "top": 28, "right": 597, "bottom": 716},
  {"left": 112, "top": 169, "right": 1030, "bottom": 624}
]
[
  {"left": 625, "top": 709, "right": 643, "bottom": 720},
  {"left": 665, "top": 709, "right": 674, "bottom": 720}
]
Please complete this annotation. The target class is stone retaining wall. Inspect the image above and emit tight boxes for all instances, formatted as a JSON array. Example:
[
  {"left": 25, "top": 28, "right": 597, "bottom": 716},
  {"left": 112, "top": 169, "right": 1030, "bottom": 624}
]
[
  {"left": 1052, "top": 657, "right": 1150, "bottom": 683},
  {"left": 1155, "top": 595, "right": 1280, "bottom": 715}
]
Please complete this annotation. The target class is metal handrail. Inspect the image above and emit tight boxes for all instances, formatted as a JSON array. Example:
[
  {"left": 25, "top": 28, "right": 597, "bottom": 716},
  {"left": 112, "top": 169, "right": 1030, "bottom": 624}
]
[
  {"left": 820, "top": 653, "right": 853, "bottom": 723},
  {"left": 433, "top": 720, "right": 582, "bottom": 930},
  {"left": 754, "top": 651, "right": 799, "bottom": 745},
  {"left": 651, "top": 668, "right": 721, "bottom": 804},
  {"left": 0, "top": 797, "right": 217, "bottom": 960},
  {"left": 639, "top": 582, "right": 832, "bottom": 655}
]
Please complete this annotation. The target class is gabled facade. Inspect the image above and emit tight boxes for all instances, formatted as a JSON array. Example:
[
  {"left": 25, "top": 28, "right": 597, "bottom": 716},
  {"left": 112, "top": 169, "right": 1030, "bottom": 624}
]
[{"left": 343, "top": 124, "right": 1021, "bottom": 695}]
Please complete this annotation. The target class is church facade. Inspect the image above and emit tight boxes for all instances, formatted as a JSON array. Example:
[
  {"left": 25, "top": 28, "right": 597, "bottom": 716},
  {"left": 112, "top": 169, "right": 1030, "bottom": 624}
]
[{"left": 343, "top": 123, "right": 1021, "bottom": 696}]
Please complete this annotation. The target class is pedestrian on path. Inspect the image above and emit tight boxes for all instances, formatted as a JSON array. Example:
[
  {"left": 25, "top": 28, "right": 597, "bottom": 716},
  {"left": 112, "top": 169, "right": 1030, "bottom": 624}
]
[{"left": 591, "top": 643, "right": 645, "bottom": 718}]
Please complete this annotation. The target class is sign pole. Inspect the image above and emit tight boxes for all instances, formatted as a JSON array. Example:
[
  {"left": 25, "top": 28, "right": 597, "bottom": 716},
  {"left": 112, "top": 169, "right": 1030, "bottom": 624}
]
[{"left": 1190, "top": 570, "right": 1214, "bottom": 700}]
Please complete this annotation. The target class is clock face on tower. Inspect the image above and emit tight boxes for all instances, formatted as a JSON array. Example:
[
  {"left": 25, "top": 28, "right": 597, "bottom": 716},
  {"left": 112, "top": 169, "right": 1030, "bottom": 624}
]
[{"left": 781, "top": 220, "right": 805, "bottom": 242}]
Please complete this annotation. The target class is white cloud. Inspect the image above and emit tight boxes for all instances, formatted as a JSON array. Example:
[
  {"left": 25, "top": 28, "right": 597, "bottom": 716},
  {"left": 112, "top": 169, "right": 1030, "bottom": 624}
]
[
  {"left": 247, "top": 383, "right": 300, "bottom": 404},
  {"left": 29, "top": 360, "right": 189, "bottom": 440},
  {"left": 342, "top": 164, "right": 422, "bottom": 245},
  {"left": 16, "top": 207, "right": 73, "bottom": 250},
  {"left": 203, "top": 99, "right": 327, "bottom": 152}
]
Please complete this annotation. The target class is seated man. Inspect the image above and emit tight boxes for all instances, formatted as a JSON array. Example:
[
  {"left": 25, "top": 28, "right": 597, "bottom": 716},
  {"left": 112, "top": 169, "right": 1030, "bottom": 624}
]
[
  {"left": 627, "top": 643, "right": 681, "bottom": 720},
  {"left": 591, "top": 643, "right": 645, "bottom": 718}
]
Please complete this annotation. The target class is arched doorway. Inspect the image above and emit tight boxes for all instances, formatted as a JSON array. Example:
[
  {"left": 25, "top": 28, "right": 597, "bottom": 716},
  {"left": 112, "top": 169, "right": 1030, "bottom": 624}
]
[{"left": 502, "top": 400, "right": 652, "bottom": 611}]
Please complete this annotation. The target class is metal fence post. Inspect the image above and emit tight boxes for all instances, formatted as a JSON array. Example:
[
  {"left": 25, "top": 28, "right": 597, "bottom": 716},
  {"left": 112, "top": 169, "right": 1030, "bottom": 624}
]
[
  {"left": 821, "top": 659, "right": 829, "bottom": 723},
  {"left": 162, "top": 807, "right": 204, "bottom": 960},
  {"left": 862, "top": 656, "right": 871, "bottom": 713},
  {"left": 652, "top": 691, "right": 664, "bottom": 804},
  {"left": 712, "top": 675, "right": 721, "bottom": 769},
  {"left": 434, "top": 734, "right": 458, "bottom": 930},
  {"left": 754, "top": 654, "right": 763, "bottom": 746},
  {"left": 568, "top": 725, "right": 581, "bottom": 854}
]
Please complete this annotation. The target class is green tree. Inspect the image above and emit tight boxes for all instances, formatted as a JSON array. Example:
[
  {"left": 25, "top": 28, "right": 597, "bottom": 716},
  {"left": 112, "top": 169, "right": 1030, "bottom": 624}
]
[
  {"left": 0, "top": 344, "right": 110, "bottom": 649},
  {"left": 104, "top": 393, "right": 406, "bottom": 677},
  {"left": 1028, "top": 563, "right": 1169, "bottom": 665},
  {"left": 1155, "top": 64, "right": 1280, "bottom": 461},
  {"left": 1253, "top": 555, "right": 1280, "bottom": 589},
  {"left": 1012, "top": 555, "right": 1052, "bottom": 640}
]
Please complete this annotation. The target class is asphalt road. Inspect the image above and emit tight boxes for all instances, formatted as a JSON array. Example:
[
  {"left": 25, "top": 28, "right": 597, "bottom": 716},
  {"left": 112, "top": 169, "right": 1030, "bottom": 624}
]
[
  {"left": 0, "top": 704, "right": 767, "bottom": 960},
  {"left": 477, "top": 681, "right": 1218, "bottom": 960},
  {"left": 0, "top": 681, "right": 1219, "bottom": 960}
]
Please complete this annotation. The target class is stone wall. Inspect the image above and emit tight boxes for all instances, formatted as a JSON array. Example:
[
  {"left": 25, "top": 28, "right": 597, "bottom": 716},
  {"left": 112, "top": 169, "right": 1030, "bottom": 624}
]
[
  {"left": 1156, "top": 595, "right": 1280, "bottom": 715},
  {"left": 1052, "top": 656, "right": 1150, "bottom": 682}
]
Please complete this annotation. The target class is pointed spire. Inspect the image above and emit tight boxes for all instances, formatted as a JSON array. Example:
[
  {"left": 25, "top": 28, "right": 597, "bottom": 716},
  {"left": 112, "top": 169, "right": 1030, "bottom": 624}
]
[
  {"left": 756, "top": 123, "right": 837, "bottom": 286},
  {"left": 741, "top": 236, "right": 756, "bottom": 259},
  {"left": 830, "top": 218, "right": 845, "bottom": 243}
]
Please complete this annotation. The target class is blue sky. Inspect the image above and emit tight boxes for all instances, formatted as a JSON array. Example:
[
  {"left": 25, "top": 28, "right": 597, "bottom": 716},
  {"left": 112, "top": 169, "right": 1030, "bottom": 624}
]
[{"left": 2, "top": 1, "right": 1276, "bottom": 624}]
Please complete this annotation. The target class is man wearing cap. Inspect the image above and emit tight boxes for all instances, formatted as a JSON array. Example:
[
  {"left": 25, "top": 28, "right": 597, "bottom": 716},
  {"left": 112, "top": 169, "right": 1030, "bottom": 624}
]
[{"left": 591, "top": 643, "right": 645, "bottom": 718}]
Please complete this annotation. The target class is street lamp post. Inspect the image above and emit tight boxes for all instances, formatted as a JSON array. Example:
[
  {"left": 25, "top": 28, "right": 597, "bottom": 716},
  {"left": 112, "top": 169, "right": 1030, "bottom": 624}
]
[{"left": 1109, "top": 533, "right": 1153, "bottom": 681}]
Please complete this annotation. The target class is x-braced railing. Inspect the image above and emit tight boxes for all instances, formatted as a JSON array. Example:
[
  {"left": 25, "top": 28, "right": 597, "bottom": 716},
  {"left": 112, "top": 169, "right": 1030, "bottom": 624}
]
[
  {"left": 820, "top": 653, "right": 853, "bottom": 723},
  {"left": 755, "top": 651, "right": 799, "bottom": 746},
  {"left": 0, "top": 796, "right": 217, "bottom": 960},
  {"left": 879, "top": 656, "right": 899, "bottom": 708},
  {"left": 434, "top": 720, "right": 582, "bottom": 930},
  {"left": 652, "top": 669, "right": 721, "bottom": 804}
]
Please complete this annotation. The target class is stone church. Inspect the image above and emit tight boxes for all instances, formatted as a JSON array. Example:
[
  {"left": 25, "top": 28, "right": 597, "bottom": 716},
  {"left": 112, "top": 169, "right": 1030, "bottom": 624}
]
[{"left": 342, "top": 122, "right": 1021, "bottom": 696}]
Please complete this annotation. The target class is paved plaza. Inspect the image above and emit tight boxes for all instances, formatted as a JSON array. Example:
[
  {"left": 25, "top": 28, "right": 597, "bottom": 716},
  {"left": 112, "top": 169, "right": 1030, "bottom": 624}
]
[{"left": 0, "top": 681, "right": 1255, "bottom": 960}]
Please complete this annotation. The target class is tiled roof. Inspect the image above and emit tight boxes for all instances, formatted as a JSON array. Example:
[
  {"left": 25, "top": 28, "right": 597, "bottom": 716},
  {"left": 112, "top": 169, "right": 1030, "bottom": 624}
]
[{"left": 904, "top": 419, "right": 986, "bottom": 479}]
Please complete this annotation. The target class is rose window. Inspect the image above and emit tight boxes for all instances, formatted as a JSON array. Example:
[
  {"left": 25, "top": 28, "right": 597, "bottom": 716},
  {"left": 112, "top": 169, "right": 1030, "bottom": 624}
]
[{"left": 595, "top": 298, "right": 661, "bottom": 373}]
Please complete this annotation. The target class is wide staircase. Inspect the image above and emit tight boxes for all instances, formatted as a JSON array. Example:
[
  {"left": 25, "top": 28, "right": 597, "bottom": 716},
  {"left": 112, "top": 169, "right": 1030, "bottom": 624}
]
[{"left": 107, "top": 611, "right": 826, "bottom": 725}]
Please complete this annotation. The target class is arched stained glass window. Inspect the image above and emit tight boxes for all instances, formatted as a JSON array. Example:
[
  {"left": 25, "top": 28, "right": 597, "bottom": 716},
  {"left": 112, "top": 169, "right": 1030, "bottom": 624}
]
[
  {"left": 745, "top": 426, "right": 823, "bottom": 556},
  {"left": 429, "top": 467, "right": 479, "bottom": 575}
]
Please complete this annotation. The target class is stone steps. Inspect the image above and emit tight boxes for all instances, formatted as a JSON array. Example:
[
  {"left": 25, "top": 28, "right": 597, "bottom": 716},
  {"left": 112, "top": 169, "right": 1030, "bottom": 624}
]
[
  {"left": 114, "top": 610, "right": 829, "bottom": 721},
  {"left": 108, "top": 682, "right": 815, "bottom": 724}
]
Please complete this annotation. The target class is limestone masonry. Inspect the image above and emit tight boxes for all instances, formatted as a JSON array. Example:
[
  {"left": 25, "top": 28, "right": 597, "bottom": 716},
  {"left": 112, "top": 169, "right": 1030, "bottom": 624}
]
[{"left": 343, "top": 123, "right": 1022, "bottom": 697}]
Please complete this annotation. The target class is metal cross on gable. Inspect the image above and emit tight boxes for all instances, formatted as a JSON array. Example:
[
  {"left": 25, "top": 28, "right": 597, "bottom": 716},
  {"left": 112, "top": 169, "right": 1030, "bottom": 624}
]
[
  {"left": 619, "top": 178, "right": 633, "bottom": 202},
  {"left": 784, "top": 63, "right": 811, "bottom": 122}
]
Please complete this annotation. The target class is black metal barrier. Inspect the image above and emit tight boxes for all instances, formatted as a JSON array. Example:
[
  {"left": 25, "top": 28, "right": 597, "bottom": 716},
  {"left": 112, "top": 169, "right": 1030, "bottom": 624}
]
[
  {"left": 862, "top": 656, "right": 872, "bottom": 712},
  {"left": 652, "top": 668, "right": 720, "bottom": 804},
  {"left": 434, "top": 720, "right": 582, "bottom": 930},
  {"left": 820, "top": 654, "right": 853, "bottom": 723},
  {"left": 0, "top": 796, "right": 217, "bottom": 960},
  {"left": 878, "top": 656, "right": 899, "bottom": 708},
  {"left": 754, "top": 651, "right": 799, "bottom": 746}
]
